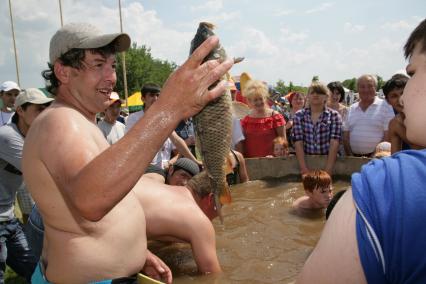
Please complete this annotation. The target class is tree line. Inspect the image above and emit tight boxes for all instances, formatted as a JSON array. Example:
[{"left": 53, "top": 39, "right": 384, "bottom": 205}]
[{"left": 116, "top": 44, "right": 386, "bottom": 98}]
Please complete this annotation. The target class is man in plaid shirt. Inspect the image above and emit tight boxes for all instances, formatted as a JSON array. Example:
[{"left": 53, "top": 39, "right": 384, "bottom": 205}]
[{"left": 292, "top": 82, "right": 342, "bottom": 175}]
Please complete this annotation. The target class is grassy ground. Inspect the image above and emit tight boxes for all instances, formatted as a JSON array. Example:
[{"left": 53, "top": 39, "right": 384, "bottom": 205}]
[{"left": 5, "top": 267, "right": 26, "bottom": 284}]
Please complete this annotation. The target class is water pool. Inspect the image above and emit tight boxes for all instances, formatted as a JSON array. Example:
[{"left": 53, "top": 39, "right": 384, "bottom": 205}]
[{"left": 150, "top": 178, "right": 351, "bottom": 284}]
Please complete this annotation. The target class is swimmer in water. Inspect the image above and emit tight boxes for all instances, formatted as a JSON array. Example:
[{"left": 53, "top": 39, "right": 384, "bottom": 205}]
[{"left": 292, "top": 170, "right": 333, "bottom": 216}]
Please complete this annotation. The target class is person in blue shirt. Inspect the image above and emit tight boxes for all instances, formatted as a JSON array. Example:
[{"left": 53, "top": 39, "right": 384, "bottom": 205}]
[{"left": 297, "top": 18, "right": 426, "bottom": 284}]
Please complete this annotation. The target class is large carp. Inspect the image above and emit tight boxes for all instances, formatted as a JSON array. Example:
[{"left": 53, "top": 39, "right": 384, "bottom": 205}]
[{"left": 189, "top": 22, "right": 233, "bottom": 222}]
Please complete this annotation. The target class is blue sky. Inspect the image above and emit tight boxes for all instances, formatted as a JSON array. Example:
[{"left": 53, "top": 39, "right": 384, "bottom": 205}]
[{"left": 0, "top": 0, "right": 424, "bottom": 89}]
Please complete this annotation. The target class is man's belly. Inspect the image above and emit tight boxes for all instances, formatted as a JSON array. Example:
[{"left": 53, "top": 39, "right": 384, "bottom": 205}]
[{"left": 43, "top": 196, "right": 147, "bottom": 283}]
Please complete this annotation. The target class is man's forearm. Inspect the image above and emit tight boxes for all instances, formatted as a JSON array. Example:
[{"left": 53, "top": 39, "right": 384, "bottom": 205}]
[
  {"left": 170, "top": 131, "right": 199, "bottom": 163},
  {"left": 294, "top": 141, "right": 308, "bottom": 173},
  {"left": 343, "top": 131, "right": 352, "bottom": 155},
  {"left": 69, "top": 99, "right": 182, "bottom": 221},
  {"left": 325, "top": 140, "right": 339, "bottom": 174}
]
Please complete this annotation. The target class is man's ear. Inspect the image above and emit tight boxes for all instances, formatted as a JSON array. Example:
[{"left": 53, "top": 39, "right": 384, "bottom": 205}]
[
  {"left": 15, "top": 106, "right": 24, "bottom": 116},
  {"left": 54, "top": 61, "right": 71, "bottom": 84},
  {"left": 168, "top": 166, "right": 174, "bottom": 176}
]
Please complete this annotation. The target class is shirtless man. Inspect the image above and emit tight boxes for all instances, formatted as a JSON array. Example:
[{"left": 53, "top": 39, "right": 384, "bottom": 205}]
[
  {"left": 297, "top": 18, "right": 426, "bottom": 283},
  {"left": 136, "top": 172, "right": 222, "bottom": 274},
  {"left": 22, "top": 22, "right": 233, "bottom": 283}
]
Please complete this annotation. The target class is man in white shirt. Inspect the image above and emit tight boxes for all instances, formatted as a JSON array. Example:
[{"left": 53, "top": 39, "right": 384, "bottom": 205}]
[
  {"left": 343, "top": 74, "right": 394, "bottom": 157},
  {"left": 97, "top": 92, "right": 126, "bottom": 145},
  {"left": 126, "top": 84, "right": 200, "bottom": 169},
  {"left": 0, "top": 81, "right": 21, "bottom": 125}
]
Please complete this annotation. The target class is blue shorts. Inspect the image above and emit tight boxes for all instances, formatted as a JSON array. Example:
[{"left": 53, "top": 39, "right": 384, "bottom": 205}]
[{"left": 31, "top": 262, "right": 139, "bottom": 284}]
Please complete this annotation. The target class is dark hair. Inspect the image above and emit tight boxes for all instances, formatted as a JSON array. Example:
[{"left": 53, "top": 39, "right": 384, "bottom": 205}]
[
  {"left": 302, "top": 170, "right": 332, "bottom": 193},
  {"left": 382, "top": 74, "right": 409, "bottom": 99},
  {"left": 141, "top": 83, "right": 161, "bottom": 97},
  {"left": 404, "top": 18, "right": 426, "bottom": 59},
  {"left": 11, "top": 102, "right": 31, "bottom": 124},
  {"left": 41, "top": 43, "right": 117, "bottom": 95},
  {"left": 325, "top": 189, "right": 347, "bottom": 220},
  {"left": 327, "top": 81, "right": 345, "bottom": 103}
]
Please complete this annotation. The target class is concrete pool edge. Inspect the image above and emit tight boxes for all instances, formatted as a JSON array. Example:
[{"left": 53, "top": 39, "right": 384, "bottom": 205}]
[{"left": 245, "top": 155, "right": 372, "bottom": 180}]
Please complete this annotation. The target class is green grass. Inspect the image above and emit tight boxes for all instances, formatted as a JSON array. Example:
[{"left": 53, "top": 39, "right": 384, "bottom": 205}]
[{"left": 5, "top": 267, "right": 26, "bottom": 284}]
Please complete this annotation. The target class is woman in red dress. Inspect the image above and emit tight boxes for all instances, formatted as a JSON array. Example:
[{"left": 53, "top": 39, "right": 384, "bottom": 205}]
[{"left": 240, "top": 80, "right": 287, "bottom": 158}]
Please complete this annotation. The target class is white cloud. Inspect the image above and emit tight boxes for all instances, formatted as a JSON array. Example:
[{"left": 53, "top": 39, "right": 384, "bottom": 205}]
[
  {"left": 343, "top": 22, "right": 365, "bottom": 33},
  {"left": 381, "top": 20, "right": 415, "bottom": 31},
  {"left": 190, "top": 0, "right": 224, "bottom": 13},
  {"left": 279, "top": 28, "right": 308, "bottom": 43},
  {"left": 305, "top": 2, "right": 334, "bottom": 14},
  {"left": 273, "top": 9, "right": 295, "bottom": 16}
]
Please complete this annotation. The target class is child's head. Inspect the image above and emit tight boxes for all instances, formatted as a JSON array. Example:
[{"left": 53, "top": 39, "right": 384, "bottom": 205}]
[
  {"left": 272, "top": 136, "right": 289, "bottom": 157},
  {"left": 383, "top": 74, "right": 408, "bottom": 113},
  {"left": 302, "top": 170, "right": 333, "bottom": 208},
  {"left": 373, "top": 141, "right": 391, "bottom": 159},
  {"left": 402, "top": 18, "right": 426, "bottom": 147}
]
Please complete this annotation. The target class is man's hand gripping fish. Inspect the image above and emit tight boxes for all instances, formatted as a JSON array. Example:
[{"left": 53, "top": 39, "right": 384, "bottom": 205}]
[{"left": 189, "top": 22, "right": 242, "bottom": 222}]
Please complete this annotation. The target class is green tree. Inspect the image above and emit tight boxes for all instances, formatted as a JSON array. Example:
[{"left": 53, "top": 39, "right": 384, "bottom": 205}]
[
  {"left": 376, "top": 75, "right": 384, "bottom": 90},
  {"left": 116, "top": 43, "right": 177, "bottom": 98},
  {"left": 288, "top": 81, "right": 294, "bottom": 92},
  {"left": 311, "top": 75, "right": 319, "bottom": 82},
  {"left": 342, "top": 78, "right": 357, "bottom": 91},
  {"left": 274, "top": 79, "right": 287, "bottom": 95}
]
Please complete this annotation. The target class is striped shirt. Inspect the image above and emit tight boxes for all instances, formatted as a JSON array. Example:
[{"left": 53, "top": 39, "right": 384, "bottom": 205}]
[
  {"left": 343, "top": 97, "right": 394, "bottom": 155},
  {"left": 292, "top": 107, "right": 342, "bottom": 155}
]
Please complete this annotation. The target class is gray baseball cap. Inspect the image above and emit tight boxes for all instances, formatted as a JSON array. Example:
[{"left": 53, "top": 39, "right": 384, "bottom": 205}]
[
  {"left": 49, "top": 22, "right": 131, "bottom": 64},
  {"left": 173, "top": 158, "right": 200, "bottom": 177},
  {"left": 15, "top": 88, "right": 54, "bottom": 108}
]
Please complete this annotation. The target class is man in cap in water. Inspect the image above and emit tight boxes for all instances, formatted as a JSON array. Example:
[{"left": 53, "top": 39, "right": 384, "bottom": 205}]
[
  {"left": 22, "top": 22, "right": 233, "bottom": 283},
  {"left": 144, "top": 157, "right": 201, "bottom": 186}
]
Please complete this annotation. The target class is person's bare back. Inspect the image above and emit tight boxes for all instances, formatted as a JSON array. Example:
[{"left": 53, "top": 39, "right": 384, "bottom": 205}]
[{"left": 134, "top": 177, "right": 221, "bottom": 274}]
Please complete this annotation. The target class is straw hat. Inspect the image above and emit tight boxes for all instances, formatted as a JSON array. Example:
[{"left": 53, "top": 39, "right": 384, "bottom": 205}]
[{"left": 239, "top": 72, "right": 252, "bottom": 95}]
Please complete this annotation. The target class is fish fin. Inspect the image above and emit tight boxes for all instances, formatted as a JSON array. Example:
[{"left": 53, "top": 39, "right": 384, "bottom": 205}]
[
  {"left": 220, "top": 182, "right": 232, "bottom": 205},
  {"left": 214, "top": 194, "right": 224, "bottom": 224},
  {"left": 200, "top": 22, "right": 215, "bottom": 30},
  {"left": 233, "top": 57, "right": 245, "bottom": 64}
]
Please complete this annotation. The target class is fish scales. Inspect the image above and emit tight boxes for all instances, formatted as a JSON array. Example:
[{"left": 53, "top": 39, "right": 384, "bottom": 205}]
[{"left": 190, "top": 22, "right": 232, "bottom": 221}]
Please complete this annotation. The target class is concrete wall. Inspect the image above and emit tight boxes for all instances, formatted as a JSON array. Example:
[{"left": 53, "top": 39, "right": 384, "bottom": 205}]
[{"left": 245, "top": 155, "right": 371, "bottom": 180}]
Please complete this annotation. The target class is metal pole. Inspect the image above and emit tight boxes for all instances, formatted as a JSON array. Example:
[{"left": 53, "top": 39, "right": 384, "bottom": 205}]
[
  {"left": 8, "top": 0, "right": 20, "bottom": 86},
  {"left": 59, "top": 0, "right": 64, "bottom": 27},
  {"left": 119, "top": 0, "right": 129, "bottom": 108}
]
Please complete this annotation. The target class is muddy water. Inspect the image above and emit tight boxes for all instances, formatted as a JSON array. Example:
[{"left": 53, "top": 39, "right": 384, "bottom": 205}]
[{"left": 151, "top": 179, "right": 350, "bottom": 284}]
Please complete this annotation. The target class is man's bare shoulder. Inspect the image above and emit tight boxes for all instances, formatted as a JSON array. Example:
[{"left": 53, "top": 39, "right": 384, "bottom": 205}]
[
  {"left": 297, "top": 190, "right": 367, "bottom": 284},
  {"left": 27, "top": 103, "right": 106, "bottom": 152}
]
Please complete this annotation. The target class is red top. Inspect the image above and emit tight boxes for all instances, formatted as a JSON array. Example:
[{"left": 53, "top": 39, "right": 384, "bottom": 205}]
[{"left": 241, "top": 113, "right": 286, "bottom": 158}]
